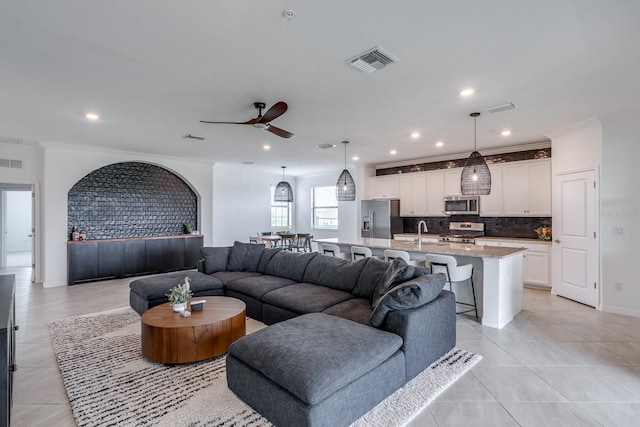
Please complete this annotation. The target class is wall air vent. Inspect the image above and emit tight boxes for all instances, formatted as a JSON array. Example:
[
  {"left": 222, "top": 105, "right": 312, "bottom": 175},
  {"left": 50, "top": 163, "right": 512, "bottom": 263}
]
[
  {"left": 0, "top": 159, "right": 23, "bottom": 169},
  {"left": 487, "top": 103, "right": 516, "bottom": 114},
  {"left": 347, "top": 46, "right": 400, "bottom": 73}
]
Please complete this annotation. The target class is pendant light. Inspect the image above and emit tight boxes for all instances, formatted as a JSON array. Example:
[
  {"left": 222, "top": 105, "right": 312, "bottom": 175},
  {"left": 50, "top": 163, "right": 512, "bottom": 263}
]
[
  {"left": 461, "top": 112, "right": 491, "bottom": 195},
  {"left": 336, "top": 141, "right": 356, "bottom": 201},
  {"left": 274, "top": 166, "right": 294, "bottom": 202}
]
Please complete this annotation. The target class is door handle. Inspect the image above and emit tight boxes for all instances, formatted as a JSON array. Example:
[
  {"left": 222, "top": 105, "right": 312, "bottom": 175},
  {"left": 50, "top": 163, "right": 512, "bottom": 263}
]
[{"left": 554, "top": 239, "right": 561, "bottom": 243}]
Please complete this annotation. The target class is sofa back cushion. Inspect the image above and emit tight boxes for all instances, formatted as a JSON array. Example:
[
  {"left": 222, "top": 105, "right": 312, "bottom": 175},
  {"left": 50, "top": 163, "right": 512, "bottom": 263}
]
[
  {"left": 302, "top": 255, "right": 368, "bottom": 292},
  {"left": 352, "top": 257, "right": 390, "bottom": 299},
  {"left": 371, "top": 258, "right": 415, "bottom": 309},
  {"left": 258, "top": 247, "right": 283, "bottom": 273},
  {"left": 370, "top": 273, "right": 446, "bottom": 327},
  {"left": 227, "top": 241, "right": 266, "bottom": 272},
  {"left": 264, "top": 251, "right": 318, "bottom": 282},
  {"left": 200, "top": 246, "right": 231, "bottom": 274}
]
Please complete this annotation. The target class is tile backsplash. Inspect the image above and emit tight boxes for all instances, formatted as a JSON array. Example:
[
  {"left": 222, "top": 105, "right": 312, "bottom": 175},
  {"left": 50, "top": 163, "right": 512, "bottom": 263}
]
[{"left": 403, "top": 216, "right": 551, "bottom": 240}]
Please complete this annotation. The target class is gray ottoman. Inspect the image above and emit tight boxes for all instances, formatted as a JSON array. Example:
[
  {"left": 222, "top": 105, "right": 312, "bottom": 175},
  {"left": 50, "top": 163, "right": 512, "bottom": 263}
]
[
  {"left": 227, "top": 313, "right": 406, "bottom": 427},
  {"left": 129, "top": 271, "right": 224, "bottom": 314}
]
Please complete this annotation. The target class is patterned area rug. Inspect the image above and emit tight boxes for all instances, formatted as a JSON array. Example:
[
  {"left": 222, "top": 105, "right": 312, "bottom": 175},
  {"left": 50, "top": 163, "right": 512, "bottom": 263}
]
[{"left": 49, "top": 307, "right": 482, "bottom": 427}]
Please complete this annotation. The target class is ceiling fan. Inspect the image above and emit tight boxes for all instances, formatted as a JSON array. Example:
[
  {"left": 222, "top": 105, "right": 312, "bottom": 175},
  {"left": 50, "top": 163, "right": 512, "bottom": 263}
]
[{"left": 200, "top": 101, "right": 294, "bottom": 139}]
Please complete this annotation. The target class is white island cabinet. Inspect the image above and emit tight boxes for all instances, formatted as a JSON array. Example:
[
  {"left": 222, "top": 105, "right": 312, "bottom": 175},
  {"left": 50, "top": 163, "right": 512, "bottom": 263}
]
[{"left": 314, "top": 237, "right": 525, "bottom": 329}]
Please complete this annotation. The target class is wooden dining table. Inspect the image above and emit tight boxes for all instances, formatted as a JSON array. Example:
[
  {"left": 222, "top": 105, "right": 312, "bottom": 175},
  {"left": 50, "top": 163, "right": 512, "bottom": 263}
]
[{"left": 260, "top": 234, "right": 295, "bottom": 249}]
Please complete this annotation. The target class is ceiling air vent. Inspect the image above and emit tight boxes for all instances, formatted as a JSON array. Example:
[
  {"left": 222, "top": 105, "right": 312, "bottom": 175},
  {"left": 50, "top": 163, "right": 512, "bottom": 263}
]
[
  {"left": 0, "top": 159, "right": 23, "bottom": 169},
  {"left": 487, "top": 103, "right": 516, "bottom": 114},
  {"left": 347, "top": 46, "right": 400, "bottom": 73}
]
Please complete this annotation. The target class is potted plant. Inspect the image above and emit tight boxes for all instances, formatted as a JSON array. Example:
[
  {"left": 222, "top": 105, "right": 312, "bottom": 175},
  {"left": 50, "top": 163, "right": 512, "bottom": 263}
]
[
  {"left": 183, "top": 222, "right": 193, "bottom": 234},
  {"left": 165, "top": 277, "right": 193, "bottom": 312}
]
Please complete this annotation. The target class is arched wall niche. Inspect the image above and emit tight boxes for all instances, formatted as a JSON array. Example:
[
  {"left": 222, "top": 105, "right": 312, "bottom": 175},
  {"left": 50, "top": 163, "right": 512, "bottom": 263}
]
[{"left": 67, "top": 161, "right": 198, "bottom": 239}]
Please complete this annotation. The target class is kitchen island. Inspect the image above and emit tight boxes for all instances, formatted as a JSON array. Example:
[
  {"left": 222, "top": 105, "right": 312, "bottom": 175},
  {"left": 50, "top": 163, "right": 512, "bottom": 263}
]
[{"left": 314, "top": 237, "right": 525, "bottom": 329}]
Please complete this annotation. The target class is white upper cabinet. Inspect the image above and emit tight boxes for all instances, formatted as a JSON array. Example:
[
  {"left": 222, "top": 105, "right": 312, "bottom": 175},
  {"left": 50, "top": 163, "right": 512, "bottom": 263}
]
[
  {"left": 425, "top": 171, "right": 445, "bottom": 216},
  {"left": 444, "top": 168, "right": 462, "bottom": 196},
  {"left": 502, "top": 159, "right": 551, "bottom": 216},
  {"left": 399, "top": 173, "right": 427, "bottom": 216},
  {"left": 479, "top": 164, "right": 503, "bottom": 216},
  {"left": 369, "top": 175, "right": 400, "bottom": 199}
]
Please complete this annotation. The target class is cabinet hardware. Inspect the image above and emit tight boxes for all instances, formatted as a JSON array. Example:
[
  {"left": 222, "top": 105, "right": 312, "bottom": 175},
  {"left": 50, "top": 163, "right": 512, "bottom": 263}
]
[
  {"left": 10, "top": 364, "right": 17, "bottom": 372},
  {"left": 13, "top": 325, "right": 19, "bottom": 331},
  {"left": 554, "top": 239, "right": 561, "bottom": 243}
]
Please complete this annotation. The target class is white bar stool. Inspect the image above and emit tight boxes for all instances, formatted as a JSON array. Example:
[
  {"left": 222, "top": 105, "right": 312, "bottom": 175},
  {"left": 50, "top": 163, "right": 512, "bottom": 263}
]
[
  {"left": 320, "top": 243, "right": 348, "bottom": 259},
  {"left": 350, "top": 246, "right": 373, "bottom": 260},
  {"left": 383, "top": 249, "right": 421, "bottom": 266},
  {"left": 424, "top": 254, "right": 478, "bottom": 318}
]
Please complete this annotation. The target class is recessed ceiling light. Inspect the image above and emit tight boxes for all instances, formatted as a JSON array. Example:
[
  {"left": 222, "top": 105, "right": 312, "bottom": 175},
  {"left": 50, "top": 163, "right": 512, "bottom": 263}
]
[
  {"left": 316, "top": 143, "right": 336, "bottom": 149},
  {"left": 390, "top": 150, "right": 397, "bottom": 155},
  {"left": 459, "top": 88, "right": 475, "bottom": 97},
  {"left": 85, "top": 113, "right": 99, "bottom": 120},
  {"left": 352, "top": 156, "right": 359, "bottom": 161},
  {"left": 242, "top": 161, "right": 254, "bottom": 165},
  {"left": 410, "top": 132, "right": 420, "bottom": 139},
  {"left": 435, "top": 141, "right": 444, "bottom": 147},
  {"left": 501, "top": 130, "right": 512, "bottom": 136},
  {"left": 262, "top": 144, "right": 271, "bottom": 150}
]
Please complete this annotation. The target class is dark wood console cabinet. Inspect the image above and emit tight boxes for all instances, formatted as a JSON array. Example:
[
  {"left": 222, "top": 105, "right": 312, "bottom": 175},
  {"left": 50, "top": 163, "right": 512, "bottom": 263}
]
[
  {"left": 0, "top": 274, "right": 16, "bottom": 427},
  {"left": 67, "top": 235, "right": 203, "bottom": 285}
]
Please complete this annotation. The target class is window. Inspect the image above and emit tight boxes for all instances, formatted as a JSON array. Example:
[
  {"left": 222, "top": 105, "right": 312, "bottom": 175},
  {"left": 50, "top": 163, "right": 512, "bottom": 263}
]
[
  {"left": 270, "top": 186, "right": 292, "bottom": 228},
  {"left": 312, "top": 186, "right": 338, "bottom": 229}
]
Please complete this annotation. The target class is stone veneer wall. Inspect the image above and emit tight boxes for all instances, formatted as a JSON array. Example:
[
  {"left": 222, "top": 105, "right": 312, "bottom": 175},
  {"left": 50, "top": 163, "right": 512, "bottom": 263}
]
[
  {"left": 67, "top": 162, "right": 197, "bottom": 240},
  {"left": 403, "top": 216, "right": 551, "bottom": 240},
  {"left": 376, "top": 147, "right": 551, "bottom": 176}
]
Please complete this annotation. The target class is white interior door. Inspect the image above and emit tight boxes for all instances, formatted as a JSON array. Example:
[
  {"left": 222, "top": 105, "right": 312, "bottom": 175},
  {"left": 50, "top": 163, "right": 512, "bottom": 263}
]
[{"left": 552, "top": 169, "right": 598, "bottom": 306}]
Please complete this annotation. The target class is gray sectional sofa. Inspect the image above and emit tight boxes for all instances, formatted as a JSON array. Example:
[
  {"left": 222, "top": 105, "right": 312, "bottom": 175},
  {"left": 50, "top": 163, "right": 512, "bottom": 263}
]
[{"left": 129, "top": 241, "right": 456, "bottom": 427}]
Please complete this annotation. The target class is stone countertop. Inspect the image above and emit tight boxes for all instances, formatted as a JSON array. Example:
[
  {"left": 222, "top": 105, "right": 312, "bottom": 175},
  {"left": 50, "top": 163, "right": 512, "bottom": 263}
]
[
  {"left": 394, "top": 233, "right": 551, "bottom": 245},
  {"left": 314, "top": 237, "right": 526, "bottom": 259}
]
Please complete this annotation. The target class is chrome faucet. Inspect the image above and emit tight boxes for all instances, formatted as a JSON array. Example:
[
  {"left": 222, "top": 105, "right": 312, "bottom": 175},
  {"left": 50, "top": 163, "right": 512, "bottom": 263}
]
[{"left": 417, "top": 220, "right": 428, "bottom": 246}]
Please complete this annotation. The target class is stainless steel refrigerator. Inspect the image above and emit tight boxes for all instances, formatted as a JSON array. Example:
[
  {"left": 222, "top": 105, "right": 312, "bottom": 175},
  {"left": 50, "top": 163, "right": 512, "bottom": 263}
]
[{"left": 361, "top": 199, "right": 403, "bottom": 239}]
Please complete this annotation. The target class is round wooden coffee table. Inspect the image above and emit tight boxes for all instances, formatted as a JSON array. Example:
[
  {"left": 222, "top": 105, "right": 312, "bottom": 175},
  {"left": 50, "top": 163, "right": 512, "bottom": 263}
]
[{"left": 141, "top": 296, "right": 246, "bottom": 364}]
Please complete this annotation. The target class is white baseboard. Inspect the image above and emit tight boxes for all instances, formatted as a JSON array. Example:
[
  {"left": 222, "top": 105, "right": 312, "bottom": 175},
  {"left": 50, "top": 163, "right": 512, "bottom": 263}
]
[{"left": 600, "top": 304, "right": 640, "bottom": 318}]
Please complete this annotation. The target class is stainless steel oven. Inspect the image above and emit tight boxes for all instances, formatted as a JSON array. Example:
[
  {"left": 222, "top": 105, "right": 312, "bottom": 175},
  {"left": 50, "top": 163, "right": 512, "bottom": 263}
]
[{"left": 443, "top": 195, "right": 480, "bottom": 215}]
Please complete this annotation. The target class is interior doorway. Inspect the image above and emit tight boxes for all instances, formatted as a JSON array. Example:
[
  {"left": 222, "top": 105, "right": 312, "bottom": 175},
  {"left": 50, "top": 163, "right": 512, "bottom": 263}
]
[{"left": 0, "top": 184, "right": 34, "bottom": 277}]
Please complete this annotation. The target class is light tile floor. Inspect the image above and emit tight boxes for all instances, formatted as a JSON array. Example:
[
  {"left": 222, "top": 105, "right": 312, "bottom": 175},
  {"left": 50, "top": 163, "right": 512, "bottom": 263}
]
[{"left": 4, "top": 266, "right": 640, "bottom": 426}]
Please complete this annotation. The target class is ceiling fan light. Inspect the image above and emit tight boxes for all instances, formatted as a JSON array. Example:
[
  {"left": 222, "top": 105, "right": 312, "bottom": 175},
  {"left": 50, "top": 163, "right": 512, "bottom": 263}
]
[{"left": 253, "top": 123, "right": 268, "bottom": 129}]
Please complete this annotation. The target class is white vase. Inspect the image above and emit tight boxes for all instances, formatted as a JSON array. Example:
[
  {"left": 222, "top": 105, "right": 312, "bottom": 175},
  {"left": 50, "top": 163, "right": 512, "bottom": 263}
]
[{"left": 172, "top": 302, "right": 187, "bottom": 312}]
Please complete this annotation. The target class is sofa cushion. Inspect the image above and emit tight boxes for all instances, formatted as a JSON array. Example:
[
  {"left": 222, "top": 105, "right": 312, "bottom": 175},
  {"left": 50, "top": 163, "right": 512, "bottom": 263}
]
[
  {"left": 264, "top": 251, "right": 317, "bottom": 282},
  {"left": 302, "top": 255, "right": 368, "bottom": 292},
  {"left": 370, "top": 273, "right": 447, "bottom": 327},
  {"left": 262, "top": 283, "right": 353, "bottom": 314},
  {"left": 322, "top": 298, "right": 373, "bottom": 326},
  {"left": 225, "top": 274, "right": 296, "bottom": 301},
  {"left": 210, "top": 271, "right": 262, "bottom": 285},
  {"left": 129, "top": 271, "right": 224, "bottom": 300},
  {"left": 371, "top": 258, "right": 415, "bottom": 309},
  {"left": 257, "top": 248, "right": 283, "bottom": 274},
  {"left": 200, "top": 247, "right": 231, "bottom": 274},
  {"left": 227, "top": 241, "right": 265, "bottom": 272},
  {"left": 352, "top": 257, "right": 390, "bottom": 300},
  {"left": 228, "top": 313, "right": 403, "bottom": 405}
]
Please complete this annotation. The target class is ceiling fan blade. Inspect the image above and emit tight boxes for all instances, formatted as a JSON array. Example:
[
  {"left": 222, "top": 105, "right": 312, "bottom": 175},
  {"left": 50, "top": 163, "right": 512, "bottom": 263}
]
[
  {"left": 266, "top": 125, "right": 295, "bottom": 139},
  {"left": 199, "top": 118, "right": 258, "bottom": 125},
  {"left": 258, "top": 102, "right": 288, "bottom": 124}
]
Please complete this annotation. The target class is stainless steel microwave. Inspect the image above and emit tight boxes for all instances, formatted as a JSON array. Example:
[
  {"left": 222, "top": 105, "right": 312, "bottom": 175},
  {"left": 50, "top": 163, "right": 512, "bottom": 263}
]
[{"left": 443, "top": 195, "right": 480, "bottom": 215}]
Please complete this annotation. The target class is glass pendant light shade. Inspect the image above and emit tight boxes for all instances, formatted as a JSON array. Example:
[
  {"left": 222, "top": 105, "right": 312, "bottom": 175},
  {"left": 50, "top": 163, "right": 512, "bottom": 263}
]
[
  {"left": 461, "top": 113, "right": 491, "bottom": 195},
  {"left": 274, "top": 166, "right": 294, "bottom": 202},
  {"left": 336, "top": 141, "right": 356, "bottom": 201}
]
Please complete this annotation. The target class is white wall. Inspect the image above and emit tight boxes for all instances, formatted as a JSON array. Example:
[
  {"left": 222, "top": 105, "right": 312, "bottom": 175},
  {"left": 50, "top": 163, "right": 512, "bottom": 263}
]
[
  {"left": 0, "top": 142, "right": 42, "bottom": 278},
  {"left": 41, "top": 143, "right": 214, "bottom": 287},
  {"left": 212, "top": 163, "right": 289, "bottom": 246},
  {"left": 600, "top": 110, "right": 640, "bottom": 317},
  {"left": 295, "top": 168, "right": 360, "bottom": 247}
]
